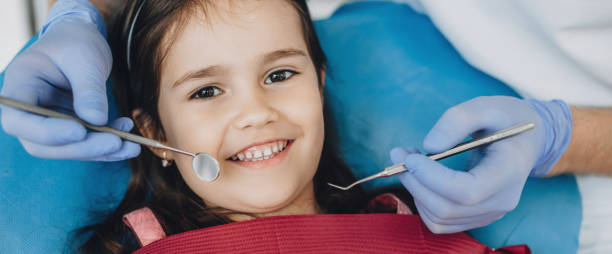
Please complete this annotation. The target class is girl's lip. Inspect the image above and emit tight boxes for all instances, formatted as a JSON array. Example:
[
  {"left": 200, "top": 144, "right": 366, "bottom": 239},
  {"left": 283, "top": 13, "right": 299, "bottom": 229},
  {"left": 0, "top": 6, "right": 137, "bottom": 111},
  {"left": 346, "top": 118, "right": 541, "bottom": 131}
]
[{"left": 227, "top": 140, "right": 293, "bottom": 169}]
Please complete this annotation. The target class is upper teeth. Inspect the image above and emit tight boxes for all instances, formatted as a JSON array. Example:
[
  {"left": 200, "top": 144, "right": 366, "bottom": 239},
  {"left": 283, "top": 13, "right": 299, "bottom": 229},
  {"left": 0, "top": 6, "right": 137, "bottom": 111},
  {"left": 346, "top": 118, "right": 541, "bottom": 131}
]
[{"left": 230, "top": 140, "right": 288, "bottom": 162}]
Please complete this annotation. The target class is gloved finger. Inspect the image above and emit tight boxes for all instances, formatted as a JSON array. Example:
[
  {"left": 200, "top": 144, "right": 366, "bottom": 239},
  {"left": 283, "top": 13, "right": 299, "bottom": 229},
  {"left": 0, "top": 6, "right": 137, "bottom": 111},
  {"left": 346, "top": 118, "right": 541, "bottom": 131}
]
[
  {"left": 1, "top": 106, "right": 87, "bottom": 146},
  {"left": 20, "top": 132, "right": 122, "bottom": 160},
  {"left": 415, "top": 200, "right": 503, "bottom": 234},
  {"left": 389, "top": 146, "right": 420, "bottom": 165},
  {"left": 414, "top": 198, "right": 504, "bottom": 226},
  {"left": 464, "top": 143, "right": 530, "bottom": 201},
  {"left": 47, "top": 20, "right": 112, "bottom": 126},
  {"left": 398, "top": 164, "right": 512, "bottom": 219},
  {"left": 466, "top": 147, "right": 485, "bottom": 169},
  {"left": 97, "top": 141, "right": 141, "bottom": 161},
  {"left": 108, "top": 117, "right": 135, "bottom": 132},
  {"left": 422, "top": 96, "right": 518, "bottom": 154},
  {"left": 97, "top": 117, "right": 142, "bottom": 160},
  {"left": 402, "top": 152, "right": 522, "bottom": 206}
]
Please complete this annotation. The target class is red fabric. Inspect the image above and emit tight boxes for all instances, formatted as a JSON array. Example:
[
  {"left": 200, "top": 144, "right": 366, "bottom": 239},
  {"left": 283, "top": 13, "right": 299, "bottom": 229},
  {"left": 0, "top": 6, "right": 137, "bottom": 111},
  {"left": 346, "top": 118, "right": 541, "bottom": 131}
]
[
  {"left": 133, "top": 214, "right": 529, "bottom": 254},
  {"left": 125, "top": 193, "right": 413, "bottom": 245}
]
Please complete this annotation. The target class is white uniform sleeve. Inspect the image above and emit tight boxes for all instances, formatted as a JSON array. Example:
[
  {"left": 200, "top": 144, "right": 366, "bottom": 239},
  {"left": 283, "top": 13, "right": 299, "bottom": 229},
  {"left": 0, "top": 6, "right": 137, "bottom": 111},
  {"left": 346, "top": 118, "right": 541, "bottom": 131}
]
[{"left": 394, "top": 0, "right": 612, "bottom": 106}]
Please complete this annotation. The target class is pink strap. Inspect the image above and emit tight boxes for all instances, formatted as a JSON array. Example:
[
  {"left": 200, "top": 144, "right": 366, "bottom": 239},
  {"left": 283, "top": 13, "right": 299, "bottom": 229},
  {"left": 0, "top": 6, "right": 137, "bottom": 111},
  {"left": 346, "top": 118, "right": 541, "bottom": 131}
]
[
  {"left": 368, "top": 193, "right": 414, "bottom": 215},
  {"left": 123, "top": 207, "right": 167, "bottom": 247}
]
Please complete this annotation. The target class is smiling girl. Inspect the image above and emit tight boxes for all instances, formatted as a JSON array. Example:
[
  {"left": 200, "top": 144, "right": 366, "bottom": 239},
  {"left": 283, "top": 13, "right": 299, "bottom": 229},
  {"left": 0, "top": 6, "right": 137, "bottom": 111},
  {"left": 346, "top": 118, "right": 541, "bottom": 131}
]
[{"left": 77, "top": 1, "right": 528, "bottom": 253}]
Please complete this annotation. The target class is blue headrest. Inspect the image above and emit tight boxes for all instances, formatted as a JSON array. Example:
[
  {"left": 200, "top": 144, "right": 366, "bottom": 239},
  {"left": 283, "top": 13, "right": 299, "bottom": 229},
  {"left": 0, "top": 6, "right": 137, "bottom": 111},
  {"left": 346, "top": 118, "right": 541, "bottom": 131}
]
[{"left": 0, "top": 2, "right": 579, "bottom": 253}]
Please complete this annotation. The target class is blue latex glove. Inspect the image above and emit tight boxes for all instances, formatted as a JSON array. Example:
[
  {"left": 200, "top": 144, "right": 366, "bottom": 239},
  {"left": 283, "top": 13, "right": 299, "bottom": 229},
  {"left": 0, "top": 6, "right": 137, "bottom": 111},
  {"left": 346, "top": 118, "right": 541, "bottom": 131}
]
[
  {"left": 390, "top": 96, "right": 572, "bottom": 233},
  {"left": 0, "top": 0, "right": 140, "bottom": 161}
]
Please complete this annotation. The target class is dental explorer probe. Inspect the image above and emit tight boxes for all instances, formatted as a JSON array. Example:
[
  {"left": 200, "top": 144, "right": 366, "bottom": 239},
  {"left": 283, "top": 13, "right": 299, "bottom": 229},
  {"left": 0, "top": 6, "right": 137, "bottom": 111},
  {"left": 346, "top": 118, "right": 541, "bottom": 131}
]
[
  {"left": 328, "top": 122, "right": 535, "bottom": 191},
  {"left": 0, "top": 95, "right": 220, "bottom": 182}
]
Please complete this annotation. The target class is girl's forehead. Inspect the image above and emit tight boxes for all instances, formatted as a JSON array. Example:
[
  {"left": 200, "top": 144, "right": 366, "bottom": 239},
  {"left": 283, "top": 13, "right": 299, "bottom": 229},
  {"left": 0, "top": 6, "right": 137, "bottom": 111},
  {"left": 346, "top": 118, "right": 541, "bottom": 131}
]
[{"left": 161, "top": 0, "right": 308, "bottom": 81}]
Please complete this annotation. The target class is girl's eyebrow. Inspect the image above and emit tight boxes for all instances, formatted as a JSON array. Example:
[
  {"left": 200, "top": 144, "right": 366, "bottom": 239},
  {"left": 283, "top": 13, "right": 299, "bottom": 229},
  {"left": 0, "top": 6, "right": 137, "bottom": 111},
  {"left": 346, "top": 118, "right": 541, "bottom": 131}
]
[
  {"left": 172, "top": 65, "right": 222, "bottom": 88},
  {"left": 262, "top": 48, "right": 307, "bottom": 64},
  {"left": 172, "top": 48, "right": 307, "bottom": 88}
]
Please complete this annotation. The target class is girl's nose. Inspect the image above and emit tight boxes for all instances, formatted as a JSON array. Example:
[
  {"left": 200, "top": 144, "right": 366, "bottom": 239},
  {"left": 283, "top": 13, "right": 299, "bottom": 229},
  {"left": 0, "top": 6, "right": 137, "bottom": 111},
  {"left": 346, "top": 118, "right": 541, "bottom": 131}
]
[{"left": 232, "top": 92, "right": 279, "bottom": 130}]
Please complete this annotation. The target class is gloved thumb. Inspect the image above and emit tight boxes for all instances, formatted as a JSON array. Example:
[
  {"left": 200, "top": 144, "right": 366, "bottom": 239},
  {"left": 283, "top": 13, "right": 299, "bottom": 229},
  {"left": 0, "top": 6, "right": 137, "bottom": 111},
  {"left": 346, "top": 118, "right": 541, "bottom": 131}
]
[{"left": 390, "top": 146, "right": 420, "bottom": 165}]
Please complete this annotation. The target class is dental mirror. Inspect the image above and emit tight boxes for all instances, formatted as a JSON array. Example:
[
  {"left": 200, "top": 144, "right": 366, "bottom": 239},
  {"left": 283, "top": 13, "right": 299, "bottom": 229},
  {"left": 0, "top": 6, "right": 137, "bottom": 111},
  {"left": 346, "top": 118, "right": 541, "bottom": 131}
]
[
  {"left": 0, "top": 95, "right": 221, "bottom": 182},
  {"left": 192, "top": 153, "right": 220, "bottom": 181}
]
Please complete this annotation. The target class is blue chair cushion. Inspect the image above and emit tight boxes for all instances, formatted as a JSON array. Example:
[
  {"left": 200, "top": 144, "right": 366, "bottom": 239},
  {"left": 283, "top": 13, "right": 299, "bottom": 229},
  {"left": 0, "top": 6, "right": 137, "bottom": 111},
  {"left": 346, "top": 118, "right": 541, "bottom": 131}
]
[{"left": 0, "top": 2, "right": 580, "bottom": 253}]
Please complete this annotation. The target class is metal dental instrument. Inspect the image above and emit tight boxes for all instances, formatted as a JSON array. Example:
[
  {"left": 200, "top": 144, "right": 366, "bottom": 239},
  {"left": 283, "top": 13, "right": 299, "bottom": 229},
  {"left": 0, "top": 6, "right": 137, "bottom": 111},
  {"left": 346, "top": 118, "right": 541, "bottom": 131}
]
[
  {"left": 0, "top": 95, "right": 220, "bottom": 182},
  {"left": 328, "top": 122, "right": 535, "bottom": 191}
]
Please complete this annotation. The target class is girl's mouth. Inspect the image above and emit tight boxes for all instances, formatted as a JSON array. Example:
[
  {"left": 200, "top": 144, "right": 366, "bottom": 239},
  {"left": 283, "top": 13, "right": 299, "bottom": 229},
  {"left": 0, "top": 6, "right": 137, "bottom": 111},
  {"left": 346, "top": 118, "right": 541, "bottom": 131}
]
[{"left": 227, "top": 140, "right": 294, "bottom": 168}]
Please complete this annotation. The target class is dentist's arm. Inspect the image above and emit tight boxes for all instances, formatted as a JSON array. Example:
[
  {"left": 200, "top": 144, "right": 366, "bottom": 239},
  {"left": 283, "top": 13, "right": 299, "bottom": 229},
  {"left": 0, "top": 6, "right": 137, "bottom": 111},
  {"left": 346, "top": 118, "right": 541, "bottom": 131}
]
[
  {"left": 547, "top": 107, "right": 612, "bottom": 176},
  {"left": 1, "top": 0, "right": 139, "bottom": 161}
]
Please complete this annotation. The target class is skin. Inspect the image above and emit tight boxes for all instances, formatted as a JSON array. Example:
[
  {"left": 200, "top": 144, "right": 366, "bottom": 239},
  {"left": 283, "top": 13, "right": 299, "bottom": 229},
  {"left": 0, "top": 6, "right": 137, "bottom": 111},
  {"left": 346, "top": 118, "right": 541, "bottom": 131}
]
[
  {"left": 136, "top": 0, "right": 326, "bottom": 220},
  {"left": 546, "top": 107, "right": 612, "bottom": 176}
]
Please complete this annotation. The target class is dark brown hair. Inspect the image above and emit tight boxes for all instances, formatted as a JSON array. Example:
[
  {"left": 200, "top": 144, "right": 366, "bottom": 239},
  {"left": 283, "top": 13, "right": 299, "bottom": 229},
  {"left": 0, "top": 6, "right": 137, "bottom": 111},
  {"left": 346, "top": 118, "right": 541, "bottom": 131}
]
[{"left": 77, "top": 1, "right": 367, "bottom": 253}]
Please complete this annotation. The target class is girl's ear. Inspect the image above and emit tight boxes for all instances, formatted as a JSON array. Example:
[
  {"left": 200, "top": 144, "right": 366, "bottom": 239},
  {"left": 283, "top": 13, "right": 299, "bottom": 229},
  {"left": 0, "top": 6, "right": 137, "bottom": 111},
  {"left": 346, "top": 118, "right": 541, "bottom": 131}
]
[
  {"left": 319, "top": 68, "right": 326, "bottom": 103},
  {"left": 132, "top": 109, "right": 169, "bottom": 159},
  {"left": 320, "top": 68, "right": 326, "bottom": 88}
]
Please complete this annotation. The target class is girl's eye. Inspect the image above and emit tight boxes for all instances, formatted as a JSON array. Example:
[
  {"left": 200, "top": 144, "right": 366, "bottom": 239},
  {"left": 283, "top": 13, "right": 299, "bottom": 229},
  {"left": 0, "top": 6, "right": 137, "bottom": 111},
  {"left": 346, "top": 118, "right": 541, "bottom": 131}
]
[
  {"left": 264, "top": 70, "right": 297, "bottom": 84},
  {"left": 190, "top": 86, "right": 223, "bottom": 99}
]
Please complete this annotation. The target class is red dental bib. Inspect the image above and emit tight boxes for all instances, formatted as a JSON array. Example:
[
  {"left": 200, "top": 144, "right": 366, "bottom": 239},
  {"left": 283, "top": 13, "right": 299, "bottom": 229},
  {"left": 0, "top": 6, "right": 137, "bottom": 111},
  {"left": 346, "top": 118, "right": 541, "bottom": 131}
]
[
  {"left": 130, "top": 213, "right": 528, "bottom": 254},
  {"left": 124, "top": 194, "right": 529, "bottom": 253}
]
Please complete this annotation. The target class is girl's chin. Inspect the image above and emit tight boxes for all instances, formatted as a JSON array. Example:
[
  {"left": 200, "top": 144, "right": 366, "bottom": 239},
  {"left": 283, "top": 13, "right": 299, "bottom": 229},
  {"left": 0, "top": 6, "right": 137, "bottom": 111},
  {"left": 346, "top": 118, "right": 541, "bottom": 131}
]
[
  {"left": 235, "top": 193, "right": 297, "bottom": 213},
  {"left": 223, "top": 184, "right": 315, "bottom": 217}
]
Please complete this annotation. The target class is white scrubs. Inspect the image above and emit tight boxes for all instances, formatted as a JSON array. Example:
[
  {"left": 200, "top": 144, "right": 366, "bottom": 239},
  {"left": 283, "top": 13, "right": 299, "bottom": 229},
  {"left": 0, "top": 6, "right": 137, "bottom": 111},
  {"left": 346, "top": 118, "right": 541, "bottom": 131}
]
[{"left": 394, "top": 1, "right": 612, "bottom": 252}]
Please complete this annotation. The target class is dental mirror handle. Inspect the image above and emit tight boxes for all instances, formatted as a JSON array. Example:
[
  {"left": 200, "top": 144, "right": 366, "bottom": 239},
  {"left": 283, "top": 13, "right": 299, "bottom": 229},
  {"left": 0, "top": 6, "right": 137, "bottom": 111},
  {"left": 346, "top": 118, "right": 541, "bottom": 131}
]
[{"left": 0, "top": 95, "right": 194, "bottom": 157}]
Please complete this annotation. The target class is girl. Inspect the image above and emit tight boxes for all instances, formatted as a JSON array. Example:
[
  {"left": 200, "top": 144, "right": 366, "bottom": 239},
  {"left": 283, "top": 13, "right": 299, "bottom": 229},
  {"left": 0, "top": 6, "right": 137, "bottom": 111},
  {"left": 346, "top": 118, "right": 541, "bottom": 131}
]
[{"left": 78, "top": 1, "right": 528, "bottom": 253}]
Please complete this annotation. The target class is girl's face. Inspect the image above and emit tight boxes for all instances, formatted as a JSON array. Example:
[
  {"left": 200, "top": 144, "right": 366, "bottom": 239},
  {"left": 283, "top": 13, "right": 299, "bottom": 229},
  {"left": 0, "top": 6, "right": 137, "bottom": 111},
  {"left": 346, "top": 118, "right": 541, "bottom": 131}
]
[{"left": 149, "top": 0, "right": 324, "bottom": 216}]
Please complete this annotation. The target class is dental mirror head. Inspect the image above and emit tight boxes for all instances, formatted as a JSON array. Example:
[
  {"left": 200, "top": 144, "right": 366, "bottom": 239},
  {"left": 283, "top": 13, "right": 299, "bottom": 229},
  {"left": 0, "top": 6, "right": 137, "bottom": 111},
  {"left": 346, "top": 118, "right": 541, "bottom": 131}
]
[{"left": 192, "top": 153, "right": 220, "bottom": 182}]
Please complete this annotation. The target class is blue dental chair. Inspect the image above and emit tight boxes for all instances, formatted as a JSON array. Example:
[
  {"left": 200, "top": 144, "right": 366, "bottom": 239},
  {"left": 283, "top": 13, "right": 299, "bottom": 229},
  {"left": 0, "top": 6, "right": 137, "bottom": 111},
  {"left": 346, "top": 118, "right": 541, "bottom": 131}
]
[{"left": 0, "top": 2, "right": 580, "bottom": 253}]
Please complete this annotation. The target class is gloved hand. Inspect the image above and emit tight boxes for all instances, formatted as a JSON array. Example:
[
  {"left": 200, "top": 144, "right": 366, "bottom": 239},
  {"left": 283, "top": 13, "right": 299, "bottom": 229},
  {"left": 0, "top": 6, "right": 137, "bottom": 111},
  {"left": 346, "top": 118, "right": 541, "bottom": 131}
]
[
  {"left": 390, "top": 96, "right": 572, "bottom": 233},
  {"left": 0, "top": 0, "right": 140, "bottom": 161}
]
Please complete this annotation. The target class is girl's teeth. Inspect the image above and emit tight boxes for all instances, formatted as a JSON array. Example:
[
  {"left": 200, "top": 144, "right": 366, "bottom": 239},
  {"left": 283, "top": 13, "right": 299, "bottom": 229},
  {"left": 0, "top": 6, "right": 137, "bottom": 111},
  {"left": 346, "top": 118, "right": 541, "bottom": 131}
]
[
  {"left": 231, "top": 140, "right": 290, "bottom": 162},
  {"left": 263, "top": 147, "right": 272, "bottom": 156}
]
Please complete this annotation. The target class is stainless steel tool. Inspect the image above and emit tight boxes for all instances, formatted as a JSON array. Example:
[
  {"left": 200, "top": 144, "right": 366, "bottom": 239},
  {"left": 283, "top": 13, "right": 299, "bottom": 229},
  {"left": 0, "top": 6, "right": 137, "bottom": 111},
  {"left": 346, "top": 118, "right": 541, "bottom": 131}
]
[{"left": 328, "top": 122, "right": 535, "bottom": 190}]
